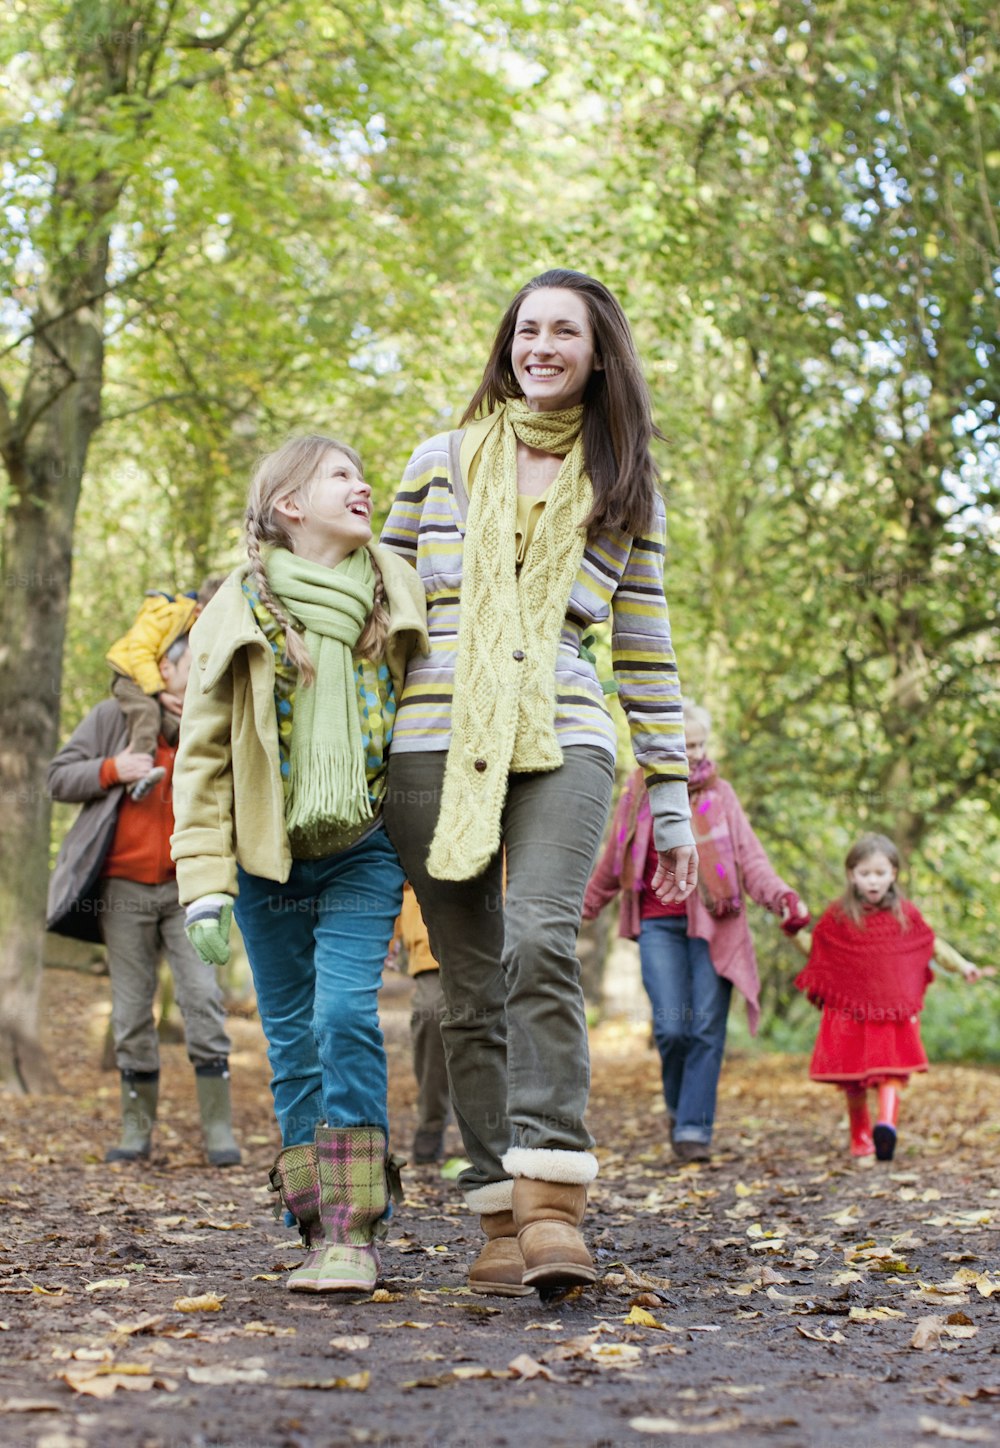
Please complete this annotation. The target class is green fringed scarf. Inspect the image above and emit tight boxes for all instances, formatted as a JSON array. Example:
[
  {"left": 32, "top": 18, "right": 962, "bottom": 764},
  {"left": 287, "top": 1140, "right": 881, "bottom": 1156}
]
[
  {"left": 427, "top": 399, "right": 592, "bottom": 881},
  {"left": 266, "top": 547, "right": 375, "bottom": 834}
]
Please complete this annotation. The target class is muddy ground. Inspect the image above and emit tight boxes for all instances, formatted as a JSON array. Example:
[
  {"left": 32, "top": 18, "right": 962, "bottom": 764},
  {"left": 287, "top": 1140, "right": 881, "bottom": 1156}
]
[{"left": 1, "top": 965, "right": 998, "bottom": 1448}]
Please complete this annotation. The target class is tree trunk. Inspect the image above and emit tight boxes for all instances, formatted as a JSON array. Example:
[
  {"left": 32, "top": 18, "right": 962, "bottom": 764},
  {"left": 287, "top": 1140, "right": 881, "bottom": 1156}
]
[{"left": 0, "top": 217, "right": 110, "bottom": 1092}]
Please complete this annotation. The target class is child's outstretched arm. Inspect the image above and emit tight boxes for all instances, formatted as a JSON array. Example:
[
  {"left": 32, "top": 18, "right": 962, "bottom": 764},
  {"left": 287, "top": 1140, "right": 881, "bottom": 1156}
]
[{"left": 932, "top": 936, "right": 987, "bottom": 982}]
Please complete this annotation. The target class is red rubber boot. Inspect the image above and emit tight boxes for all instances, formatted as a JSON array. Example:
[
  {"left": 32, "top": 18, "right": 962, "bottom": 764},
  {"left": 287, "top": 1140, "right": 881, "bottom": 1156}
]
[
  {"left": 845, "top": 1088, "right": 874, "bottom": 1157},
  {"left": 873, "top": 1082, "right": 901, "bottom": 1161}
]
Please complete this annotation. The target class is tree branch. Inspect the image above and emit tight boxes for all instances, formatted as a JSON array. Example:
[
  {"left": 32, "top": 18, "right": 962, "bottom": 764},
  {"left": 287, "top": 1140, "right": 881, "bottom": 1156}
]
[{"left": 0, "top": 245, "right": 168, "bottom": 363}]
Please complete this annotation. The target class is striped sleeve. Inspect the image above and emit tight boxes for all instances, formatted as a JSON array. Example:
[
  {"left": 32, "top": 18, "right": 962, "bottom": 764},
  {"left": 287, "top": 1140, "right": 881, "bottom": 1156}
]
[
  {"left": 381, "top": 436, "right": 451, "bottom": 563},
  {"left": 611, "top": 491, "right": 692, "bottom": 849}
]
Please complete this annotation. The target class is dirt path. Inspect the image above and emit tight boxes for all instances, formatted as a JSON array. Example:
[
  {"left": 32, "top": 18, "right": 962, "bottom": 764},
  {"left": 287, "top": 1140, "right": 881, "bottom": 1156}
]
[{"left": 1, "top": 967, "right": 998, "bottom": 1448}]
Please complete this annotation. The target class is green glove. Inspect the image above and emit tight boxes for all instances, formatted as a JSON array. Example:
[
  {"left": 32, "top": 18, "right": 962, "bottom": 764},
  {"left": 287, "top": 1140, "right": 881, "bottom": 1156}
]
[{"left": 185, "top": 894, "right": 234, "bottom": 966}]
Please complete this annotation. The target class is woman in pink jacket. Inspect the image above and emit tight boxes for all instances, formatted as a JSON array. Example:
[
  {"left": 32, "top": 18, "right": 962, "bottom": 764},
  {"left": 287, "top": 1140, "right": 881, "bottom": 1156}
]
[{"left": 583, "top": 701, "right": 810, "bottom": 1161}]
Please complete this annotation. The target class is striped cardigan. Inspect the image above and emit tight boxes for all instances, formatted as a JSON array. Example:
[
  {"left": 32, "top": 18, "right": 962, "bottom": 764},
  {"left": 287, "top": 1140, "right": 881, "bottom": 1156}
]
[{"left": 380, "top": 423, "right": 694, "bottom": 849}]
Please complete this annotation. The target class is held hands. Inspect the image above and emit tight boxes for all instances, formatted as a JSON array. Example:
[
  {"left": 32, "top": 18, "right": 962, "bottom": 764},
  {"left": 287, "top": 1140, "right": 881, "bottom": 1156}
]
[
  {"left": 780, "top": 892, "right": 811, "bottom": 936},
  {"left": 185, "top": 895, "right": 234, "bottom": 966},
  {"left": 650, "top": 846, "right": 699, "bottom": 907}
]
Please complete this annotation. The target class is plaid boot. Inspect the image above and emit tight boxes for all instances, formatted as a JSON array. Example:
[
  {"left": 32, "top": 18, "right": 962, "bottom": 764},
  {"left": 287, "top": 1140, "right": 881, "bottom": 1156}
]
[
  {"left": 308, "top": 1125, "right": 403, "bottom": 1292},
  {"left": 268, "top": 1142, "right": 326, "bottom": 1291}
]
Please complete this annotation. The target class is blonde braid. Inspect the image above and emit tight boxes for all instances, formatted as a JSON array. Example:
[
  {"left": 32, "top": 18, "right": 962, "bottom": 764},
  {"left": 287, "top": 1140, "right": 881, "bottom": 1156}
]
[
  {"left": 244, "top": 511, "right": 317, "bottom": 686},
  {"left": 355, "top": 550, "right": 389, "bottom": 661}
]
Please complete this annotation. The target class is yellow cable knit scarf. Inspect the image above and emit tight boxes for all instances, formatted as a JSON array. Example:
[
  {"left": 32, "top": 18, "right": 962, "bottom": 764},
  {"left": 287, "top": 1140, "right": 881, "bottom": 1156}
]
[{"left": 428, "top": 399, "right": 592, "bottom": 881}]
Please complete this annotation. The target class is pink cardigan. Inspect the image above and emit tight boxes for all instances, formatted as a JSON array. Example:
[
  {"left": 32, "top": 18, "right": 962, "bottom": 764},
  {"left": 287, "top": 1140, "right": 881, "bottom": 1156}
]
[{"left": 583, "top": 770, "right": 793, "bottom": 1035}]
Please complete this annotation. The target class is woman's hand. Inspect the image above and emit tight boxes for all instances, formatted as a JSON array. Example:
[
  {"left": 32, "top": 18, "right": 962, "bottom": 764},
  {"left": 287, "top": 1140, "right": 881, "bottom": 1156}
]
[{"left": 650, "top": 847, "right": 698, "bottom": 906}]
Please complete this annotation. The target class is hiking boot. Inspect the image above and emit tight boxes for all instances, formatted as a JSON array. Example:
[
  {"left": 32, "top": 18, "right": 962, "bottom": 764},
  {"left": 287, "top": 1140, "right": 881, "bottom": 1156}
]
[
  {"left": 412, "top": 1128, "right": 444, "bottom": 1165},
  {"left": 673, "top": 1140, "right": 711, "bottom": 1164}
]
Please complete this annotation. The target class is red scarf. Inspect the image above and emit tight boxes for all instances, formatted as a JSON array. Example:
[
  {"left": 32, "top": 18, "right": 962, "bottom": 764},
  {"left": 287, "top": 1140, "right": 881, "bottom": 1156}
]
[{"left": 795, "top": 901, "right": 934, "bottom": 1021}]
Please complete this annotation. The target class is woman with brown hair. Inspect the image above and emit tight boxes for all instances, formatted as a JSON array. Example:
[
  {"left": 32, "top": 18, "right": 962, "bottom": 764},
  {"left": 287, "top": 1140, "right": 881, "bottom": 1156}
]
[{"left": 381, "top": 269, "right": 697, "bottom": 1298}]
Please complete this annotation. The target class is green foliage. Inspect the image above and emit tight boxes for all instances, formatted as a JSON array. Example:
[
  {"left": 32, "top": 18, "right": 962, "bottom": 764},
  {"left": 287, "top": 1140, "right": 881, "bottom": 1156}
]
[{"left": 3, "top": 2, "right": 997, "bottom": 1059}]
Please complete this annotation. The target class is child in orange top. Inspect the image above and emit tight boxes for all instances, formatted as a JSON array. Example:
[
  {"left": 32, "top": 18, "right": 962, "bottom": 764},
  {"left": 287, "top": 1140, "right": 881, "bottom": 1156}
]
[{"left": 794, "top": 834, "right": 982, "bottom": 1161}]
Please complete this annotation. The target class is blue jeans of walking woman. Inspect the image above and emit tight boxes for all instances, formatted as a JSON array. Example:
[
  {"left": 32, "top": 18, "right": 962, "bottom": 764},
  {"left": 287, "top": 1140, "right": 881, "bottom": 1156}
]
[
  {"left": 638, "top": 915, "right": 732, "bottom": 1146},
  {"left": 234, "top": 823, "right": 404, "bottom": 1146}
]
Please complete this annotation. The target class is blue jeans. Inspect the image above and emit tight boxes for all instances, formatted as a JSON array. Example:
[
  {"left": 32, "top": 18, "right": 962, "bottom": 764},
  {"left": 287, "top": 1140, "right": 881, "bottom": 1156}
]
[
  {"left": 234, "top": 823, "right": 404, "bottom": 1145},
  {"left": 638, "top": 915, "right": 732, "bottom": 1145}
]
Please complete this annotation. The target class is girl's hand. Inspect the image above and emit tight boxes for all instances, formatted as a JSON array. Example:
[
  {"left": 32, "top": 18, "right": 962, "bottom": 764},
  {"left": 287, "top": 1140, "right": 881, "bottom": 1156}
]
[{"left": 650, "top": 847, "right": 698, "bottom": 906}]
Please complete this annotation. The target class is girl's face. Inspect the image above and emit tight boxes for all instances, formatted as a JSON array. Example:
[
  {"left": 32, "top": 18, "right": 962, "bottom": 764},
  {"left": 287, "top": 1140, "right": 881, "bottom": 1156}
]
[
  {"left": 849, "top": 851, "right": 897, "bottom": 907},
  {"left": 276, "top": 449, "right": 372, "bottom": 564},
  {"left": 685, "top": 727, "right": 708, "bottom": 765},
  {"left": 511, "top": 287, "right": 601, "bottom": 412}
]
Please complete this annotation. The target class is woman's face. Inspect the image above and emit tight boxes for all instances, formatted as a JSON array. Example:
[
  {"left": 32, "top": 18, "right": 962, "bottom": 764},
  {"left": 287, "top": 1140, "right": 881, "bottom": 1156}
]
[
  {"left": 849, "top": 851, "right": 897, "bottom": 907},
  {"left": 685, "top": 727, "right": 708, "bottom": 765},
  {"left": 510, "top": 287, "right": 601, "bottom": 412}
]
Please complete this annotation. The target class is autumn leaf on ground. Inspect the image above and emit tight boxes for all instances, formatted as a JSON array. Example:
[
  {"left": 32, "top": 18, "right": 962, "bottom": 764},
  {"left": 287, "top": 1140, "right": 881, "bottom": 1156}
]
[
  {"left": 328, "top": 1335, "right": 370, "bottom": 1353},
  {"left": 796, "top": 1325, "right": 846, "bottom": 1344},
  {"left": 629, "top": 1414, "right": 745, "bottom": 1435},
  {"left": 916, "top": 1416, "right": 995, "bottom": 1442},
  {"left": 508, "top": 1353, "right": 561, "bottom": 1381},
  {"left": 187, "top": 1366, "right": 268, "bottom": 1385},
  {"left": 173, "top": 1293, "right": 225, "bottom": 1313},
  {"left": 275, "top": 1372, "right": 370, "bottom": 1391}
]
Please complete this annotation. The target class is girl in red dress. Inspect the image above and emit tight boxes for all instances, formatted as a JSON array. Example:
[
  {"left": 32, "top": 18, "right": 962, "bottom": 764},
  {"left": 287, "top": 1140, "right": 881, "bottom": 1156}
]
[{"left": 795, "top": 834, "right": 981, "bottom": 1161}]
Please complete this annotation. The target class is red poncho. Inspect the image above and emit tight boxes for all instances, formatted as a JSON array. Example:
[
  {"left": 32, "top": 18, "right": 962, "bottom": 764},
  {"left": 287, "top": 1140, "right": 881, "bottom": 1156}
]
[{"left": 795, "top": 901, "right": 935, "bottom": 1023}]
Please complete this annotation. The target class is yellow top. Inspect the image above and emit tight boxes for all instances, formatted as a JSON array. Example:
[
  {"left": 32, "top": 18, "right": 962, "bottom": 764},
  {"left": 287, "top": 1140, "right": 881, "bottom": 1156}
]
[{"left": 515, "top": 490, "right": 549, "bottom": 565}]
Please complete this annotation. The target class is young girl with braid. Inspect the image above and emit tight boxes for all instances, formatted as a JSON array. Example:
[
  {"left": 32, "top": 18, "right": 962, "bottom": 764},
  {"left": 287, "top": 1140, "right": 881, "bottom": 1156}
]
[{"left": 171, "top": 435, "right": 428, "bottom": 1293}]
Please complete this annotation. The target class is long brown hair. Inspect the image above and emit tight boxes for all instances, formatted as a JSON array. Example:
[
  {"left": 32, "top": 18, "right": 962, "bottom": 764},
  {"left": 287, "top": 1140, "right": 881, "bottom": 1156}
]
[
  {"left": 838, "top": 833, "right": 907, "bottom": 927},
  {"left": 244, "top": 434, "right": 388, "bottom": 687},
  {"left": 461, "top": 269, "right": 661, "bottom": 539}
]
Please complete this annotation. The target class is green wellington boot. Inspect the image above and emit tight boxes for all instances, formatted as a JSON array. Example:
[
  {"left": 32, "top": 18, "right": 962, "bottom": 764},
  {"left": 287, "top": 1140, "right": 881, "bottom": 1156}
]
[
  {"left": 194, "top": 1059, "right": 242, "bottom": 1167},
  {"left": 106, "top": 1070, "right": 159, "bottom": 1162}
]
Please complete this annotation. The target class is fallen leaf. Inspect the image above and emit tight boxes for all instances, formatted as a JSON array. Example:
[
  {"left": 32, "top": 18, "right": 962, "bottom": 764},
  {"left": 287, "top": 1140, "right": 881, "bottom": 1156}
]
[
  {"left": 369, "top": 1289, "right": 405, "bottom": 1303},
  {"left": 84, "top": 1278, "right": 130, "bottom": 1293},
  {"left": 916, "top": 1416, "right": 995, "bottom": 1442},
  {"left": 910, "top": 1316, "right": 945, "bottom": 1351},
  {"left": 328, "top": 1335, "right": 370, "bottom": 1353},
  {"left": 848, "top": 1306, "right": 907, "bottom": 1322},
  {"left": 173, "top": 1293, "right": 225, "bottom": 1313},
  {"left": 508, "top": 1353, "right": 560, "bottom": 1381},
  {"left": 589, "top": 1342, "right": 643, "bottom": 1365},
  {"left": 241, "top": 1322, "right": 296, "bottom": 1337},
  {"left": 187, "top": 1366, "right": 268, "bottom": 1385},
  {"left": 796, "top": 1325, "right": 846, "bottom": 1344},
  {"left": 275, "top": 1372, "right": 369, "bottom": 1391},
  {"left": 629, "top": 1414, "right": 745, "bottom": 1435}
]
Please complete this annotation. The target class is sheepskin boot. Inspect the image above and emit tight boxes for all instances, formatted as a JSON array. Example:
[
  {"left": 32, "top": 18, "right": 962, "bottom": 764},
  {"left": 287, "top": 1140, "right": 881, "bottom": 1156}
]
[
  {"left": 106, "top": 1070, "right": 159, "bottom": 1162},
  {"left": 465, "top": 1182, "right": 532, "bottom": 1297},
  {"left": 505, "top": 1147, "right": 599, "bottom": 1292},
  {"left": 844, "top": 1087, "right": 874, "bottom": 1158}
]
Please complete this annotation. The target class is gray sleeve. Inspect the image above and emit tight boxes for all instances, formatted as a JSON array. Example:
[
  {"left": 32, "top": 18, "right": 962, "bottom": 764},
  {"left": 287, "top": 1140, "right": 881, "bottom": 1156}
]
[
  {"left": 648, "top": 779, "right": 695, "bottom": 852},
  {"left": 47, "top": 704, "right": 125, "bottom": 803}
]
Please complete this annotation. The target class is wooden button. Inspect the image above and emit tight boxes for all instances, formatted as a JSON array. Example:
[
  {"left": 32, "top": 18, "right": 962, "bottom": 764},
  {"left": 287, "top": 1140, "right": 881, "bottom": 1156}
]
[
  {"left": 474, "top": 758, "right": 487, "bottom": 773},
  {"left": 512, "top": 649, "right": 525, "bottom": 661}
]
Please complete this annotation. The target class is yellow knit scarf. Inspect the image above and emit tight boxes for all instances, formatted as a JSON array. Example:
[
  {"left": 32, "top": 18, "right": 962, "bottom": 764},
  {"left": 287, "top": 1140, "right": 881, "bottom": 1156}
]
[{"left": 427, "top": 399, "right": 592, "bottom": 881}]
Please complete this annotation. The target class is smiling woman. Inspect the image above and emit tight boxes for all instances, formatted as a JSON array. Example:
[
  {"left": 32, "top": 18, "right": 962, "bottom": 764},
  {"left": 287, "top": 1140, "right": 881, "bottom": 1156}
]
[
  {"left": 170, "top": 432, "right": 429, "bottom": 1295},
  {"left": 380, "top": 268, "right": 697, "bottom": 1302}
]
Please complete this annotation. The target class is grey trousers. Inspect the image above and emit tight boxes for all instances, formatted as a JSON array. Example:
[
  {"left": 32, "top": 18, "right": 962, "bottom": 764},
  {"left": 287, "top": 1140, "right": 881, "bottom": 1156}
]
[
  {"left": 111, "top": 673, "right": 167, "bottom": 757},
  {"left": 411, "top": 969, "right": 451, "bottom": 1136},
  {"left": 98, "top": 877, "right": 232, "bottom": 1073},
  {"left": 384, "top": 746, "right": 614, "bottom": 1192}
]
